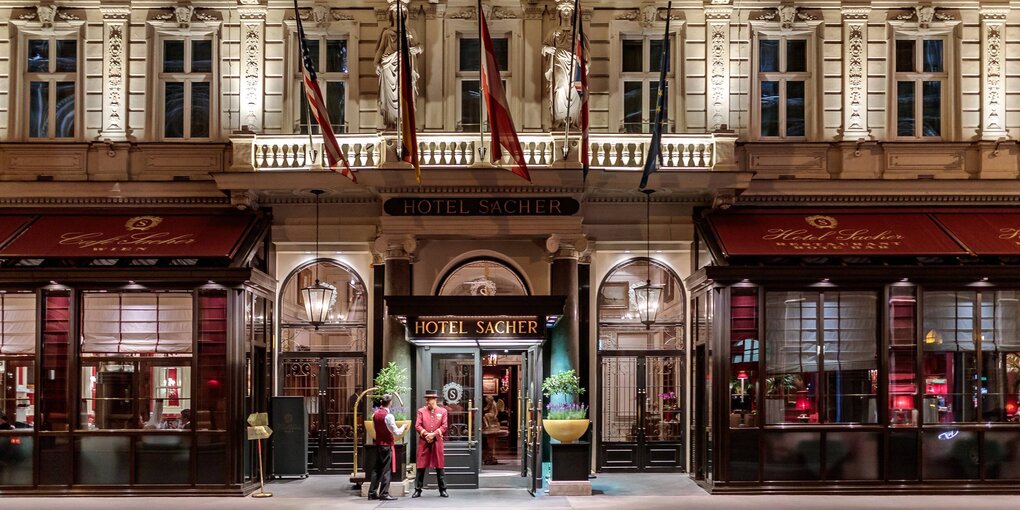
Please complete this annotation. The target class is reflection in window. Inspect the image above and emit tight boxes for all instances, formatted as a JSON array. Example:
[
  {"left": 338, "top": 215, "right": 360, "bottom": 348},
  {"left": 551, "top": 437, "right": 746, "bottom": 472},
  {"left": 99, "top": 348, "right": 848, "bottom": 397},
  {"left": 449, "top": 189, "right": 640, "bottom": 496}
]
[
  {"left": 295, "top": 37, "right": 348, "bottom": 134},
  {"left": 0, "top": 293, "right": 37, "bottom": 430},
  {"left": 756, "top": 36, "right": 809, "bottom": 139},
  {"left": 26, "top": 37, "right": 76, "bottom": 138},
  {"left": 620, "top": 36, "right": 673, "bottom": 134},
  {"left": 458, "top": 37, "right": 508, "bottom": 131},
  {"left": 598, "top": 259, "right": 685, "bottom": 349},
  {"left": 895, "top": 36, "right": 946, "bottom": 138},
  {"left": 160, "top": 37, "right": 213, "bottom": 139},
  {"left": 281, "top": 262, "right": 367, "bottom": 352}
]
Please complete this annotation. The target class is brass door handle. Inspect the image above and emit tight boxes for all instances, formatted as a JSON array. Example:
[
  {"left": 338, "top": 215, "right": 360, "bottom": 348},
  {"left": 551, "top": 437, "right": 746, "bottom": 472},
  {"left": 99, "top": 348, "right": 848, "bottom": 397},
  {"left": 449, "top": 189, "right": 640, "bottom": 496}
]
[{"left": 467, "top": 399, "right": 477, "bottom": 448}]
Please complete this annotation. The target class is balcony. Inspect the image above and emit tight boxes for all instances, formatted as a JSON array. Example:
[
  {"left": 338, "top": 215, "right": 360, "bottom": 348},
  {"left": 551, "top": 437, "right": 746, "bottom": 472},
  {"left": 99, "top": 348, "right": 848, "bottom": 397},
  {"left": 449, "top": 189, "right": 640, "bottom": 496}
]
[{"left": 230, "top": 131, "right": 738, "bottom": 174}]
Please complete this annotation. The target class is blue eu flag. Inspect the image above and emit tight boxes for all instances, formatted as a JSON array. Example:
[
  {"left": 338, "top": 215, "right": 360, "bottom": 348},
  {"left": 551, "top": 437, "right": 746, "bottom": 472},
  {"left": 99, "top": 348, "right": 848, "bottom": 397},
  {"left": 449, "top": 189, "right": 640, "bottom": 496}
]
[{"left": 639, "top": 2, "right": 672, "bottom": 190}]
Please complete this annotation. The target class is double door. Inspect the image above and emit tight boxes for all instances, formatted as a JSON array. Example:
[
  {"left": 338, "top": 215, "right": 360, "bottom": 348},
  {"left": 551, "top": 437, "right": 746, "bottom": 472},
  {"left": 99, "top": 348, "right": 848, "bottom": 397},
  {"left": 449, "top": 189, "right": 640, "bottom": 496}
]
[
  {"left": 598, "top": 354, "right": 684, "bottom": 471},
  {"left": 280, "top": 355, "right": 365, "bottom": 474}
]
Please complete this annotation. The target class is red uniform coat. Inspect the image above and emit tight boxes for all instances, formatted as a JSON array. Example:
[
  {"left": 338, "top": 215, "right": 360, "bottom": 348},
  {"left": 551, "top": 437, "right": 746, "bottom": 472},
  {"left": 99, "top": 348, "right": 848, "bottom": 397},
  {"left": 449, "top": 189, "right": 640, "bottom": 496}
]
[{"left": 414, "top": 405, "right": 448, "bottom": 469}]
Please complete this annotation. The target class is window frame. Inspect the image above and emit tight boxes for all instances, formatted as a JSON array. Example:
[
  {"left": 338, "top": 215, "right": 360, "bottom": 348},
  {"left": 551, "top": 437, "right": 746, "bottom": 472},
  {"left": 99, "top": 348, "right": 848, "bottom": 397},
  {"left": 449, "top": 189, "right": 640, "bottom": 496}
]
[
  {"left": 748, "top": 20, "right": 820, "bottom": 141},
  {"left": 445, "top": 17, "right": 523, "bottom": 132},
  {"left": 609, "top": 18, "right": 684, "bottom": 134},
  {"left": 887, "top": 19, "right": 958, "bottom": 141},
  {"left": 454, "top": 33, "right": 511, "bottom": 132},
  {"left": 16, "top": 26, "right": 83, "bottom": 141},
  {"left": 291, "top": 33, "right": 351, "bottom": 135},
  {"left": 148, "top": 20, "right": 222, "bottom": 142},
  {"left": 892, "top": 34, "right": 950, "bottom": 140},
  {"left": 157, "top": 35, "right": 215, "bottom": 140}
]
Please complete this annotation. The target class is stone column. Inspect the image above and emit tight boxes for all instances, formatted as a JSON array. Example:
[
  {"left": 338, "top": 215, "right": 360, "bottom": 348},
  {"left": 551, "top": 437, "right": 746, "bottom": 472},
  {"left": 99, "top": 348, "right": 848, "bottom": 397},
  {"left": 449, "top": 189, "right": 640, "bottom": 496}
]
[
  {"left": 100, "top": 3, "right": 130, "bottom": 141},
  {"left": 375, "top": 235, "right": 415, "bottom": 406},
  {"left": 239, "top": 2, "right": 267, "bottom": 133},
  {"left": 704, "top": 6, "right": 731, "bottom": 131},
  {"left": 548, "top": 235, "right": 586, "bottom": 378},
  {"left": 979, "top": 7, "right": 1008, "bottom": 141},
  {"left": 839, "top": 6, "right": 871, "bottom": 141}
]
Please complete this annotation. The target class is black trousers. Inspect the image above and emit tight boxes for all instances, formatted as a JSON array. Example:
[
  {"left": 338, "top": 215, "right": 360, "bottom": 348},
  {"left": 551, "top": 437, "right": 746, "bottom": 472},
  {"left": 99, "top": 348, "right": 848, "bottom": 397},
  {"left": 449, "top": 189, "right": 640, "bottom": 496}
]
[
  {"left": 368, "top": 446, "right": 393, "bottom": 497},
  {"left": 414, "top": 466, "right": 447, "bottom": 491}
]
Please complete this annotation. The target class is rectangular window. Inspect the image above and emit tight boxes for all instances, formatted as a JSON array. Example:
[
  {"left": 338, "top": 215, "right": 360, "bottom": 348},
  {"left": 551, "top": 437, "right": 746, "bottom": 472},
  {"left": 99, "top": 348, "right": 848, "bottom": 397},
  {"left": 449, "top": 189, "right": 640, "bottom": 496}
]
[
  {"left": 295, "top": 36, "right": 348, "bottom": 134},
  {"left": 730, "top": 288, "right": 759, "bottom": 427},
  {"left": 25, "top": 37, "right": 77, "bottom": 139},
  {"left": 756, "top": 36, "right": 809, "bottom": 139},
  {"left": 0, "top": 293, "right": 37, "bottom": 430},
  {"left": 458, "top": 36, "right": 509, "bottom": 131},
  {"left": 889, "top": 286, "right": 918, "bottom": 427},
  {"left": 160, "top": 37, "right": 213, "bottom": 139},
  {"left": 620, "top": 36, "right": 673, "bottom": 134},
  {"left": 765, "top": 291, "right": 878, "bottom": 424},
  {"left": 82, "top": 293, "right": 193, "bottom": 354},
  {"left": 894, "top": 36, "right": 946, "bottom": 138}
]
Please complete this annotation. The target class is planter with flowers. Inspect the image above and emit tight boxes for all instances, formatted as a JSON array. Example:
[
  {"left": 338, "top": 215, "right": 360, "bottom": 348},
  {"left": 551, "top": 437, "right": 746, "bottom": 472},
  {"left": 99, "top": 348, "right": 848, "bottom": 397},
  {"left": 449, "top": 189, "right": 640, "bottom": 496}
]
[
  {"left": 542, "top": 370, "right": 589, "bottom": 444},
  {"left": 364, "top": 362, "right": 412, "bottom": 442}
]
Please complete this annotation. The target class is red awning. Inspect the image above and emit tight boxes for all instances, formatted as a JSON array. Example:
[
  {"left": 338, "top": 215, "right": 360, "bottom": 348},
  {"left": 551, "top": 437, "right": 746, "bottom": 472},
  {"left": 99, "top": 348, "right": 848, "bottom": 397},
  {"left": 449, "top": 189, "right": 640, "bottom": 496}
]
[
  {"left": 0, "top": 213, "right": 257, "bottom": 258},
  {"left": 708, "top": 210, "right": 968, "bottom": 256},
  {"left": 0, "top": 216, "right": 32, "bottom": 248},
  {"left": 935, "top": 213, "right": 1020, "bottom": 255}
]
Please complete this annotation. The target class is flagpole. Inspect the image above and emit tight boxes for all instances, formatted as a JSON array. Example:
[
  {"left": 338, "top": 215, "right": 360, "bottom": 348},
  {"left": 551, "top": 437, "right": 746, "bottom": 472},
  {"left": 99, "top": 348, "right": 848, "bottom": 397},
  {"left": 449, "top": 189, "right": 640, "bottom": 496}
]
[
  {"left": 294, "top": 0, "right": 318, "bottom": 167},
  {"left": 561, "top": 0, "right": 581, "bottom": 161},
  {"left": 396, "top": 4, "right": 403, "bottom": 165},
  {"left": 477, "top": 0, "right": 486, "bottom": 164}
]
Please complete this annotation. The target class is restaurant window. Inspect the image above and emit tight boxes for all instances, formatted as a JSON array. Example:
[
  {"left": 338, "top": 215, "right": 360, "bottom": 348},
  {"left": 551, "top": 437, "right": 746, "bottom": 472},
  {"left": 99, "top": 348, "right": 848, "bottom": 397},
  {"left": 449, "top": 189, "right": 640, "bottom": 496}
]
[
  {"left": 765, "top": 291, "right": 878, "bottom": 424},
  {"left": 295, "top": 35, "right": 348, "bottom": 134},
  {"left": 457, "top": 35, "right": 508, "bottom": 131},
  {"left": 79, "top": 293, "right": 193, "bottom": 430},
  {"left": 26, "top": 36, "right": 78, "bottom": 139},
  {"left": 755, "top": 36, "right": 808, "bottom": 139},
  {"left": 730, "top": 287, "right": 758, "bottom": 427},
  {"left": 889, "top": 285, "right": 918, "bottom": 426},
  {"left": 160, "top": 36, "right": 213, "bottom": 139},
  {"left": 620, "top": 35, "right": 674, "bottom": 134},
  {"left": 0, "top": 293, "right": 37, "bottom": 430},
  {"left": 894, "top": 36, "right": 946, "bottom": 138},
  {"left": 922, "top": 290, "right": 1020, "bottom": 423}
]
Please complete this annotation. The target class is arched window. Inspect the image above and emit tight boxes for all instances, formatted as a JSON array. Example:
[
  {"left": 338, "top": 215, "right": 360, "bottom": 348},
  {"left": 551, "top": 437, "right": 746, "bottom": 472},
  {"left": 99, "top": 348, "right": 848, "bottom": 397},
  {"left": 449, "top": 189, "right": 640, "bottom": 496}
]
[
  {"left": 596, "top": 258, "right": 685, "bottom": 471},
  {"left": 279, "top": 260, "right": 368, "bottom": 352},
  {"left": 437, "top": 258, "right": 529, "bottom": 296}
]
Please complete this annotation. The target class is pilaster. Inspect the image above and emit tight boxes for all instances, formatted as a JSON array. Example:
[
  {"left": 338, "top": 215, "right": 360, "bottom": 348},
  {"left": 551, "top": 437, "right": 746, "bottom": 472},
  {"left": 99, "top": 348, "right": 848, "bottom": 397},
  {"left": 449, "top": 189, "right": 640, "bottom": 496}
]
[
  {"left": 239, "top": 2, "right": 267, "bottom": 133},
  {"left": 704, "top": 5, "right": 731, "bottom": 131},
  {"left": 424, "top": 4, "right": 446, "bottom": 130},
  {"left": 979, "top": 7, "right": 1008, "bottom": 141},
  {"left": 840, "top": 5, "right": 871, "bottom": 141},
  {"left": 100, "top": 3, "right": 131, "bottom": 141}
]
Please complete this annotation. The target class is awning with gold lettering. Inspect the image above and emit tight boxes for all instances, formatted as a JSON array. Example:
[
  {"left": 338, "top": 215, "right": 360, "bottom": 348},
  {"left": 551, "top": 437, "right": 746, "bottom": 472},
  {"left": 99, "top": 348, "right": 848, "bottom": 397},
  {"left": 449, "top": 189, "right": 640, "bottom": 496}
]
[
  {"left": 934, "top": 212, "right": 1020, "bottom": 256},
  {"left": 0, "top": 212, "right": 257, "bottom": 259},
  {"left": 707, "top": 209, "right": 968, "bottom": 257}
]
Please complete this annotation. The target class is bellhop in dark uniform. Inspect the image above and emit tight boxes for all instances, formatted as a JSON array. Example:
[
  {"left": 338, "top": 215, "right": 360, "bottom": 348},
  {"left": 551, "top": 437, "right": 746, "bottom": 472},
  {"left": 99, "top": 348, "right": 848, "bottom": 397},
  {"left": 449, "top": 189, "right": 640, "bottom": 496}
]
[
  {"left": 413, "top": 389, "right": 449, "bottom": 498},
  {"left": 368, "top": 395, "right": 405, "bottom": 501}
]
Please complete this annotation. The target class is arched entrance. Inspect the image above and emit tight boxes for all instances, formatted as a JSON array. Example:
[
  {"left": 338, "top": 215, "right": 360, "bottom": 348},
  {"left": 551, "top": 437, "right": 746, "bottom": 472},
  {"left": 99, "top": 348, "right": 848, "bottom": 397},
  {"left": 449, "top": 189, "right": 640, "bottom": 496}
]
[
  {"left": 597, "top": 258, "right": 686, "bottom": 471},
  {"left": 278, "top": 259, "right": 368, "bottom": 474}
]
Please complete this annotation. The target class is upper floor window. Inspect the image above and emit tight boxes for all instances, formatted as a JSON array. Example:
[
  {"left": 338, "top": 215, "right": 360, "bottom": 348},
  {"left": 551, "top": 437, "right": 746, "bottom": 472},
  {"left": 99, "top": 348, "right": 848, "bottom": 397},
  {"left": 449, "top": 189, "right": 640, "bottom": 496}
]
[
  {"left": 295, "top": 36, "right": 348, "bottom": 134},
  {"left": 895, "top": 37, "right": 946, "bottom": 138},
  {"left": 457, "top": 36, "right": 509, "bottom": 132},
  {"left": 756, "top": 36, "right": 808, "bottom": 139},
  {"left": 26, "top": 37, "right": 77, "bottom": 139},
  {"left": 621, "top": 36, "right": 673, "bottom": 134},
  {"left": 161, "top": 37, "right": 212, "bottom": 139}
]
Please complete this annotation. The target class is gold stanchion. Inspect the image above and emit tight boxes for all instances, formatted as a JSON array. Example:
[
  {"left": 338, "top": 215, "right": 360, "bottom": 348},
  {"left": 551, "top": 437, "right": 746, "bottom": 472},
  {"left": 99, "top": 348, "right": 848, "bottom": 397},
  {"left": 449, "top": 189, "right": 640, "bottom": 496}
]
[{"left": 247, "top": 413, "right": 273, "bottom": 498}]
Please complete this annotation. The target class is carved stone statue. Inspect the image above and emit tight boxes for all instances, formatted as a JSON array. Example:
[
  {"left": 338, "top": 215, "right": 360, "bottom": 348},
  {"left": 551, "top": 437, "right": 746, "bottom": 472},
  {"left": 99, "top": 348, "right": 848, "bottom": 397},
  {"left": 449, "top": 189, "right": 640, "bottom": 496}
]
[
  {"left": 542, "top": 0, "right": 589, "bottom": 130},
  {"left": 374, "top": 0, "right": 422, "bottom": 130}
]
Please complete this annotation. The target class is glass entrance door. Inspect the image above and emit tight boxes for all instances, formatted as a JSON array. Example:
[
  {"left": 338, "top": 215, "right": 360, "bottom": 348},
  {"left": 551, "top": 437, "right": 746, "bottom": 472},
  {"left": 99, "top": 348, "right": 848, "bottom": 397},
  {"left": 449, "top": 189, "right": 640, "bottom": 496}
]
[
  {"left": 417, "top": 348, "right": 481, "bottom": 489},
  {"left": 521, "top": 345, "right": 543, "bottom": 495}
]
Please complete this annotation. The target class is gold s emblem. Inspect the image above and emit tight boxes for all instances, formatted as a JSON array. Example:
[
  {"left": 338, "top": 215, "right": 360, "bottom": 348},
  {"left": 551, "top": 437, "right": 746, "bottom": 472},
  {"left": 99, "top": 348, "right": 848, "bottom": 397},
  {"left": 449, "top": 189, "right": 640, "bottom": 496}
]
[
  {"left": 125, "top": 216, "right": 163, "bottom": 231},
  {"left": 805, "top": 215, "right": 838, "bottom": 229}
]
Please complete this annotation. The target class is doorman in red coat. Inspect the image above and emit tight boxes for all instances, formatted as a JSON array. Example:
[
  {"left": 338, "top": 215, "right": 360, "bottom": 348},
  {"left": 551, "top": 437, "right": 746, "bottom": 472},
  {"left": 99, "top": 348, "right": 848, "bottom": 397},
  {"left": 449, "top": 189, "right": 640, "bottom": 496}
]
[{"left": 413, "top": 389, "right": 449, "bottom": 498}]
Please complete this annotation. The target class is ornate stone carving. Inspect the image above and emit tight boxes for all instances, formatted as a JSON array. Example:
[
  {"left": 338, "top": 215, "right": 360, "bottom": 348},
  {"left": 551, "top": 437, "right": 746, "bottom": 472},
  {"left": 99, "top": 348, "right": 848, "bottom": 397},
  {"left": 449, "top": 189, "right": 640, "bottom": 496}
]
[
  {"left": 174, "top": 5, "right": 195, "bottom": 26},
  {"left": 445, "top": 7, "right": 475, "bottom": 20},
  {"left": 375, "top": 0, "right": 422, "bottom": 130},
  {"left": 37, "top": 4, "right": 58, "bottom": 26},
  {"left": 845, "top": 24, "right": 865, "bottom": 134},
  {"left": 614, "top": 9, "right": 638, "bottom": 21},
  {"left": 896, "top": 6, "right": 956, "bottom": 27},
  {"left": 490, "top": 6, "right": 518, "bottom": 20},
  {"left": 756, "top": 6, "right": 815, "bottom": 28},
  {"left": 57, "top": 11, "right": 80, "bottom": 21},
  {"left": 543, "top": 0, "right": 589, "bottom": 129},
  {"left": 299, "top": 5, "right": 331, "bottom": 26},
  {"left": 981, "top": 12, "right": 1007, "bottom": 140},
  {"left": 332, "top": 11, "right": 355, "bottom": 21},
  {"left": 244, "top": 23, "right": 262, "bottom": 130},
  {"left": 708, "top": 22, "right": 728, "bottom": 130},
  {"left": 107, "top": 25, "right": 125, "bottom": 131}
]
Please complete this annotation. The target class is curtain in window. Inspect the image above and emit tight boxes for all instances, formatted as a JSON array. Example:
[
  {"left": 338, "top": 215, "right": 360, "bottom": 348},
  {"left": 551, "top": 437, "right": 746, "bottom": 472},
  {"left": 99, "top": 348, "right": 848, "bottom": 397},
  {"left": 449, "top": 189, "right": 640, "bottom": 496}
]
[
  {"left": 823, "top": 292, "right": 877, "bottom": 371},
  {"left": 83, "top": 293, "right": 193, "bottom": 353},
  {"left": 766, "top": 292, "right": 877, "bottom": 373},
  {"left": 0, "top": 294, "right": 36, "bottom": 354}
]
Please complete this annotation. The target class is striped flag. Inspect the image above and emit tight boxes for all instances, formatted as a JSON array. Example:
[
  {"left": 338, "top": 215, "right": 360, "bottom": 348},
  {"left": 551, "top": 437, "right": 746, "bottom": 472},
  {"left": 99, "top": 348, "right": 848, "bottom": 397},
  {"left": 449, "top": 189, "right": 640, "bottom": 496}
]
[
  {"left": 294, "top": 0, "right": 355, "bottom": 182},
  {"left": 478, "top": 0, "right": 531, "bottom": 182},
  {"left": 639, "top": 1, "right": 672, "bottom": 190},
  {"left": 398, "top": 6, "right": 421, "bottom": 183},
  {"left": 573, "top": 0, "right": 590, "bottom": 181}
]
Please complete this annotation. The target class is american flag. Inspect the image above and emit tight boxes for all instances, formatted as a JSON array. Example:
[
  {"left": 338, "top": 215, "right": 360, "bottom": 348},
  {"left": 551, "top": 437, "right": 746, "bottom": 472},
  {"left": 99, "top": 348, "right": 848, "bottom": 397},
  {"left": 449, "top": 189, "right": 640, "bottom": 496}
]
[{"left": 294, "top": 1, "right": 355, "bottom": 182}]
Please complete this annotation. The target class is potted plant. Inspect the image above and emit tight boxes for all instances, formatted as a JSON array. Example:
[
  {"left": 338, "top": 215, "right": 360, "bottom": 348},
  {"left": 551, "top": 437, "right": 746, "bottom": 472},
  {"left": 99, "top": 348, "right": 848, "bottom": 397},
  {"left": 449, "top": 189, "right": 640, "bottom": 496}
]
[
  {"left": 541, "top": 369, "right": 590, "bottom": 443},
  {"left": 364, "top": 362, "right": 411, "bottom": 442}
]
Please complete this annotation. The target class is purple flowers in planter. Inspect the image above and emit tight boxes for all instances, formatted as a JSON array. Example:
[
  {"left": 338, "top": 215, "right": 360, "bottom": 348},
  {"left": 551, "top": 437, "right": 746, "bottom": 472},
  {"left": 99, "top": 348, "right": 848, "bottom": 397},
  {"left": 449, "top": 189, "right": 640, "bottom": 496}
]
[{"left": 546, "top": 402, "right": 589, "bottom": 420}]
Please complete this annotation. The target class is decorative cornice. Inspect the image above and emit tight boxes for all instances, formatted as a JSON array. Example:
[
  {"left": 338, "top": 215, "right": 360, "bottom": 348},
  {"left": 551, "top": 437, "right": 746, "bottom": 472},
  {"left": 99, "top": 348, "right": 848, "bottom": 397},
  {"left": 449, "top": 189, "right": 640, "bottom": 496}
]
[
  {"left": 736, "top": 195, "right": 1020, "bottom": 205},
  {"left": 704, "top": 7, "right": 731, "bottom": 21},
  {"left": 101, "top": 6, "right": 132, "bottom": 20},
  {"left": 0, "top": 197, "right": 231, "bottom": 206},
  {"left": 980, "top": 8, "right": 1009, "bottom": 21},
  {"left": 841, "top": 7, "right": 871, "bottom": 21}
]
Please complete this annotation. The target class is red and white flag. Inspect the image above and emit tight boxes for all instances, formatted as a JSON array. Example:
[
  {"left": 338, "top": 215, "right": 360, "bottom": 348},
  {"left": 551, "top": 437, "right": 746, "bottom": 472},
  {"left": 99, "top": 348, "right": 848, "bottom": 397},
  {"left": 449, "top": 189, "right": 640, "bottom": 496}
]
[
  {"left": 478, "top": 1, "right": 531, "bottom": 182},
  {"left": 295, "top": 0, "right": 356, "bottom": 182}
]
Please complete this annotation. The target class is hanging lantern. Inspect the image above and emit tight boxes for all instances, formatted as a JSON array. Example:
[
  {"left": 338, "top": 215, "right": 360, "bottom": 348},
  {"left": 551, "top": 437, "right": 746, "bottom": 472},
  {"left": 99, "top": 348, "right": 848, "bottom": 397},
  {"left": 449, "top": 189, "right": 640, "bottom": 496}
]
[
  {"left": 634, "top": 280, "right": 663, "bottom": 327},
  {"left": 302, "top": 279, "right": 335, "bottom": 329}
]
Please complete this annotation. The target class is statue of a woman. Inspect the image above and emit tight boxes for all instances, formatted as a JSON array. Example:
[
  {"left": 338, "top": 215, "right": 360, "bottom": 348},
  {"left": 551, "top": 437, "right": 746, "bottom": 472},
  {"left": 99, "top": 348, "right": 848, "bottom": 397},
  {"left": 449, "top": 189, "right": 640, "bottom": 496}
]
[
  {"left": 374, "top": 3, "right": 422, "bottom": 130},
  {"left": 542, "top": 1, "right": 589, "bottom": 129}
]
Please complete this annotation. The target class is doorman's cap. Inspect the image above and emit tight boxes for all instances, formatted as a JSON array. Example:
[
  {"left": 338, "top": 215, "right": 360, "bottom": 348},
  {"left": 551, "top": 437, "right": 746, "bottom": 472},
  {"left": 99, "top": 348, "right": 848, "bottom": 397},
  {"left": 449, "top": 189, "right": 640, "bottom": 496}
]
[{"left": 423, "top": 389, "right": 439, "bottom": 399}]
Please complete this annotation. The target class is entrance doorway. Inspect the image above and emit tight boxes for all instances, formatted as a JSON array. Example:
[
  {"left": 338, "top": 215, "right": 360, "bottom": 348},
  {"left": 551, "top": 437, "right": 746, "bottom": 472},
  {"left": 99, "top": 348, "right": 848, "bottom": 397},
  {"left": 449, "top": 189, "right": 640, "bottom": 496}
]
[{"left": 280, "top": 355, "right": 366, "bottom": 474}]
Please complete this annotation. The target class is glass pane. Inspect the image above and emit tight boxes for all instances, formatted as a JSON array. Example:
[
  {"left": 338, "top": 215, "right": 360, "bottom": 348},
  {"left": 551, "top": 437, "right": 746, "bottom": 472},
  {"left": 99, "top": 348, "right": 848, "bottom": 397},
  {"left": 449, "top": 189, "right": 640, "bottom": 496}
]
[
  {"left": 923, "top": 39, "right": 944, "bottom": 73},
  {"left": 282, "top": 358, "right": 320, "bottom": 445},
  {"left": 922, "top": 80, "right": 941, "bottom": 137},
  {"left": 40, "top": 292, "right": 70, "bottom": 432},
  {"left": 325, "top": 358, "right": 365, "bottom": 441},
  {"left": 432, "top": 353, "right": 475, "bottom": 441},
  {"left": 55, "top": 81, "right": 74, "bottom": 138},
  {"left": 822, "top": 292, "right": 878, "bottom": 424},
  {"left": 645, "top": 356, "right": 682, "bottom": 441},
  {"left": 759, "top": 39, "right": 779, "bottom": 73},
  {"left": 491, "top": 37, "right": 509, "bottom": 71},
  {"left": 730, "top": 288, "right": 758, "bottom": 427},
  {"left": 984, "top": 431, "right": 1020, "bottom": 479},
  {"left": 27, "top": 39, "right": 49, "bottom": 72},
  {"left": 890, "top": 286, "right": 917, "bottom": 346},
  {"left": 760, "top": 81, "right": 779, "bottom": 137},
  {"left": 28, "top": 81, "right": 49, "bottom": 138},
  {"left": 79, "top": 363, "right": 192, "bottom": 430},
  {"left": 600, "top": 356, "right": 637, "bottom": 442},
  {"left": 164, "top": 82, "right": 185, "bottom": 138},
  {"left": 826, "top": 432, "right": 880, "bottom": 480},
  {"left": 786, "top": 39, "right": 807, "bottom": 73},
  {"left": 326, "top": 40, "right": 348, "bottom": 73},
  {"left": 196, "top": 433, "right": 227, "bottom": 484},
  {"left": 888, "top": 430, "right": 918, "bottom": 480},
  {"left": 0, "top": 435, "right": 33, "bottom": 485},
  {"left": 896, "top": 81, "right": 915, "bottom": 137},
  {"left": 326, "top": 81, "right": 345, "bottom": 132},
  {"left": 136, "top": 435, "right": 191, "bottom": 484},
  {"left": 460, "top": 79, "right": 480, "bottom": 131},
  {"left": 765, "top": 292, "right": 819, "bottom": 424},
  {"left": 649, "top": 38, "right": 665, "bottom": 73},
  {"left": 55, "top": 40, "right": 76, "bottom": 72},
  {"left": 923, "top": 429, "right": 979, "bottom": 479},
  {"left": 304, "top": 39, "right": 320, "bottom": 71},
  {"left": 785, "top": 81, "right": 805, "bottom": 137},
  {"left": 622, "top": 40, "right": 642, "bottom": 73},
  {"left": 895, "top": 39, "right": 915, "bottom": 73},
  {"left": 191, "top": 40, "right": 212, "bottom": 73},
  {"left": 190, "top": 82, "right": 210, "bottom": 138},
  {"left": 459, "top": 38, "right": 480, "bottom": 72},
  {"left": 197, "top": 292, "right": 228, "bottom": 431},
  {"left": 923, "top": 291, "right": 978, "bottom": 423},
  {"left": 75, "top": 436, "right": 130, "bottom": 484},
  {"left": 163, "top": 40, "right": 185, "bottom": 73},
  {"left": 597, "top": 259, "right": 683, "bottom": 325},
  {"left": 763, "top": 431, "right": 821, "bottom": 480},
  {"left": 0, "top": 359, "right": 34, "bottom": 429},
  {"left": 728, "top": 430, "right": 759, "bottom": 480},
  {"left": 623, "top": 81, "right": 643, "bottom": 133}
]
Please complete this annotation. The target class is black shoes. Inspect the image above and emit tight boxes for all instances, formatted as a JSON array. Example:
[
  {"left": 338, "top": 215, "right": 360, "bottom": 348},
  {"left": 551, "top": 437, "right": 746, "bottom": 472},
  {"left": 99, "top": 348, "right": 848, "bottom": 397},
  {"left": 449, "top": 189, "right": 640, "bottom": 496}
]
[
  {"left": 368, "top": 494, "right": 379, "bottom": 500},
  {"left": 439, "top": 489, "right": 449, "bottom": 498},
  {"left": 411, "top": 490, "right": 422, "bottom": 498}
]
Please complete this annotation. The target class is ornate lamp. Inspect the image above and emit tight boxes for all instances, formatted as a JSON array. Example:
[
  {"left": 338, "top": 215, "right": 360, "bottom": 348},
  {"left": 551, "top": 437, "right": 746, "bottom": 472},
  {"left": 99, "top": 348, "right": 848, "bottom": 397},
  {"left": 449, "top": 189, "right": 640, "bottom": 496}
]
[
  {"left": 301, "top": 190, "right": 335, "bottom": 329},
  {"left": 635, "top": 189, "right": 663, "bottom": 328}
]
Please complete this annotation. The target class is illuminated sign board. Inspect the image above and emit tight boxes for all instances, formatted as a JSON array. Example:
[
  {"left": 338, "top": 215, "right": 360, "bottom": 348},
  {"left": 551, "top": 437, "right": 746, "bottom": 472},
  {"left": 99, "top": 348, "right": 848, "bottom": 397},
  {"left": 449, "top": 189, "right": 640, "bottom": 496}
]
[{"left": 408, "top": 318, "right": 546, "bottom": 339}]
